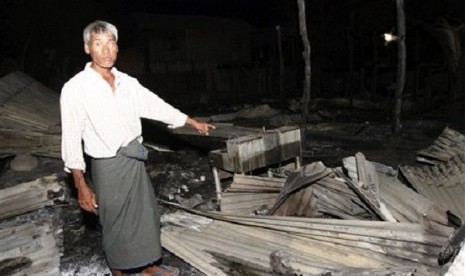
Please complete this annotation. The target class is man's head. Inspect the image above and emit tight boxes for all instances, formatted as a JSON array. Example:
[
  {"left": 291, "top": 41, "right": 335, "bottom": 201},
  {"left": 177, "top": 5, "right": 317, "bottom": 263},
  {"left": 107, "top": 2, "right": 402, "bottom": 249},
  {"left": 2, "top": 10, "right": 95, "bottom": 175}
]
[
  {"left": 83, "top": 20, "right": 119, "bottom": 71},
  {"left": 83, "top": 20, "right": 118, "bottom": 45}
]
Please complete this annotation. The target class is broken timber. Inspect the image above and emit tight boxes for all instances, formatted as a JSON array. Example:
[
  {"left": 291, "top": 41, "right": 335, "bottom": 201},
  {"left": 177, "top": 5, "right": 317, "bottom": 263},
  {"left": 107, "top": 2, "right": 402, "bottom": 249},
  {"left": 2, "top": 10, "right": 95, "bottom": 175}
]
[
  {"left": 221, "top": 174, "right": 284, "bottom": 215},
  {"left": 209, "top": 126, "right": 301, "bottom": 200},
  {"left": 0, "top": 128, "right": 61, "bottom": 159},
  {"left": 400, "top": 127, "right": 465, "bottom": 224},
  {"left": 0, "top": 175, "right": 65, "bottom": 220},
  {"left": 0, "top": 223, "right": 61, "bottom": 276},
  {"left": 416, "top": 127, "right": 465, "bottom": 164},
  {"left": 342, "top": 152, "right": 396, "bottom": 221},
  {"left": 220, "top": 159, "right": 452, "bottom": 226},
  {"left": 269, "top": 161, "right": 332, "bottom": 216},
  {"left": 378, "top": 172, "right": 450, "bottom": 226},
  {"left": 0, "top": 71, "right": 61, "bottom": 158}
]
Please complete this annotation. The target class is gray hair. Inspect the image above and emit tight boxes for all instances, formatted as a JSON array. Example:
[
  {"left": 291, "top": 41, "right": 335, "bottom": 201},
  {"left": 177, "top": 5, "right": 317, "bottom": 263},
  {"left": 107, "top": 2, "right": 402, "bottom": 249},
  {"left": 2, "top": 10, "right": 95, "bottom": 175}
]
[{"left": 83, "top": 20, "right": 118, "bottom": 44}]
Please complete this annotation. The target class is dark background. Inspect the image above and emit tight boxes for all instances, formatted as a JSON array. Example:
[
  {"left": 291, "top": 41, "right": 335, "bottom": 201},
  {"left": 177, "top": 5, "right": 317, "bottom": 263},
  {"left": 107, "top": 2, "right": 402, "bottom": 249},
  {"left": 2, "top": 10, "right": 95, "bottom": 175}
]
[
  {"left": 1, "top": 0, "right": 464, "bottom": 120},
  {"left": 0, "top": 3, "right": 464, "bottom": 274}
]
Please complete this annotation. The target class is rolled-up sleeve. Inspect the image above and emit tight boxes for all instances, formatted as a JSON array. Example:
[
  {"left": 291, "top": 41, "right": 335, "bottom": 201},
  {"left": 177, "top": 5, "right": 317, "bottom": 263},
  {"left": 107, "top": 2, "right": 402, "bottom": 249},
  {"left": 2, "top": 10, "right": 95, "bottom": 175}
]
[
  {"left": 136, "top": 81, "right": 187, "bottom": 129},
  {"left": 60, "top": 83, "right": 86, "bottom": 172}
]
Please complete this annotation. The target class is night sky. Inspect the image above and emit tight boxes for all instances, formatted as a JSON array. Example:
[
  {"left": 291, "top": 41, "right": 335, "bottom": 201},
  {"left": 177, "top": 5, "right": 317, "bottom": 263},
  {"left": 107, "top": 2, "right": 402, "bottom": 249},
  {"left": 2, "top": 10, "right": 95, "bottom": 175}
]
[
  {"left": 0, "top": 0, "right": 464, "bottom": 92},
  {"left": 0, "top": 0, "right": 290, "bottom": 57},
  {"left": 0, "top": 0, "right": 291, "bottom": 81}
]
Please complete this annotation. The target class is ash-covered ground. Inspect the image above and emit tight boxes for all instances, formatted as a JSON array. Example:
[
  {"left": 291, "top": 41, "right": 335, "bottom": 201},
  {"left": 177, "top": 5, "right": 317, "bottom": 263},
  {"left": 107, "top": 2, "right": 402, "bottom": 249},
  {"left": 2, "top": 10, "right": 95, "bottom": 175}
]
[{"left": 1, "top": 111, "right": 463, "bottom": 276}]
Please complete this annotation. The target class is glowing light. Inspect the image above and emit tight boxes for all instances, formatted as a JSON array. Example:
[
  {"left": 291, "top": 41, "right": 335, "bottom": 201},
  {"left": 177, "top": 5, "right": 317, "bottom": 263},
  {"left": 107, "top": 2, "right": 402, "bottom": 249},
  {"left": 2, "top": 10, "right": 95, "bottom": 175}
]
[{"left": 384, "top": 33, "right": 398, "bottom": 42}]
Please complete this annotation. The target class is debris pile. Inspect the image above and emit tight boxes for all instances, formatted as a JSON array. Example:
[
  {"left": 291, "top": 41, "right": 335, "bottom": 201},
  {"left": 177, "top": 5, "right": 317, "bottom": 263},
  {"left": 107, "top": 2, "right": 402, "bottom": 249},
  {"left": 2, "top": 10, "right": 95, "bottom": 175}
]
[
  {"left": 0, "top": 175, "right": 65, "bottom": 276},
  {"left": 161, "top": 127, "right": 465, "bottom": 275},
  {"left": 0, "top": 223, "right": 61, "bottom": 276},
  {"left": 221, "top": 154, "right": 452, "bottom": 227},
  {"left": 400, "top": 127, "right": 465, "bottom": 223},
  {"left": 161, "top": 209, "right": 452, "bottom": 275},
  {"left": 0, "top": 175, "right": 65, "bottom": 219},
  {"left": 0, "top": 71, "right": 61, "bottom": 159}
]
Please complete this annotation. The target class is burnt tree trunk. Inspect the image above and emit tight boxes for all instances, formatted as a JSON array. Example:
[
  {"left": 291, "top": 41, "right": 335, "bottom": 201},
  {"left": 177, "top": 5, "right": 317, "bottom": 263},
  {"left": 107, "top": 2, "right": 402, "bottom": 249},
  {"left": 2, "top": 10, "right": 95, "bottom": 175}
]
[
  {"left": 393, "top": 0, "right": 406, "bottom": 134},
  {"left": 297, "top": 0, "right": 311, "bottom": 149}
]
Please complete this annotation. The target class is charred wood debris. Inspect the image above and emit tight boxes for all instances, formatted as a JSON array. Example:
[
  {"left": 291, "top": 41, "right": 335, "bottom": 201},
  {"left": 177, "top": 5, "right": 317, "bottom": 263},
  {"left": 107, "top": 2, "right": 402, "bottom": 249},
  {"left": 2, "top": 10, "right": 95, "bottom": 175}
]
[{"left": 0, "top": 71, "right": 464, "bottom": 275}]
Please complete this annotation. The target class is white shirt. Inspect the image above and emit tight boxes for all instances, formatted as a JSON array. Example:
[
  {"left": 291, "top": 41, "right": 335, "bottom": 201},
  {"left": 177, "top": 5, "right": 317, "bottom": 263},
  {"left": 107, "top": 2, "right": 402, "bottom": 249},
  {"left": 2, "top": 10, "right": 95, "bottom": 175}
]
[{"left": 60, "top": 63, "right": 187, "bottom": 172}]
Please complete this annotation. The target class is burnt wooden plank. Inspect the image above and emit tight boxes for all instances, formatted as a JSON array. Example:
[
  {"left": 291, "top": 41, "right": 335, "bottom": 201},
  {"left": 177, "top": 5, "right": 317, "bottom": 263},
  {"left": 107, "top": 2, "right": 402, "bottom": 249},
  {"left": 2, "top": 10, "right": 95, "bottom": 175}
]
[
  {"left": 269, "top": 162, "right": 332, "bottom": 215},
  {"left": 0, "top": 175, "right": 65, "bottom": 219},
  {"left": 221, "top": 174, "right": 283, "bottom": 214},
  {"left": 417, "top": 127, "right": 465, "bottom": 162},
  {"left": 226, "top": 132, "right": 281, "bottom": 173},
  {"left": 0, "top": 224, "right": 61, "bottom": 276},
  {"left": 342, "top": 154, "right": 396, "bottom": 221},
  {"left": 401, "top": 152, "right": 465, "bottom": 222},
  {"left": 209, "top": 127, "right": 301, "bottom": 174},
  {"left": 379, "top": 173, "right": 449, "bottom": 226},
  {"left": 0, "top": 128, "right": 61, "bottom": 158}
]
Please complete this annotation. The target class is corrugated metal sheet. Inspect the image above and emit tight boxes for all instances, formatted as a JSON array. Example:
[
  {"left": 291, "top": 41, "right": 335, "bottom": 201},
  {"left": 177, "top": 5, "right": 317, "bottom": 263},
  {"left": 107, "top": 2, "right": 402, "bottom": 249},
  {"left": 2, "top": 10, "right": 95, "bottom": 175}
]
[
  {"left": 161, "top": 210, "right": 453, "bottom": 275},
  {"left": 221, "top": 158, "right": 451, "bottom": 226}
]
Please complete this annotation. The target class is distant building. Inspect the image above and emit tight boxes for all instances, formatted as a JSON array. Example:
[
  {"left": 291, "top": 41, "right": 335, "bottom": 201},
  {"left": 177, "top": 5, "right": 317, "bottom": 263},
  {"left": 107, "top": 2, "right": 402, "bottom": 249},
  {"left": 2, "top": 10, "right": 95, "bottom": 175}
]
[
  {"left": 117, "top": 13, "right": 262, "bottom": 101},
  {"left": 128, "top": 13, "right": 255, "bottom": 74}
]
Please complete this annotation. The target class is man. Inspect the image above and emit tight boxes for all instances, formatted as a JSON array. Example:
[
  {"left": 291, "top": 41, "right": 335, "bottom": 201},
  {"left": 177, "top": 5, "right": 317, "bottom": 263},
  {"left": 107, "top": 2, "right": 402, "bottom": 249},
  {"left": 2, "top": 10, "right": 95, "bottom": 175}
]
[{"left": 60, "top": 20, "right": 214, "bottom": 276}]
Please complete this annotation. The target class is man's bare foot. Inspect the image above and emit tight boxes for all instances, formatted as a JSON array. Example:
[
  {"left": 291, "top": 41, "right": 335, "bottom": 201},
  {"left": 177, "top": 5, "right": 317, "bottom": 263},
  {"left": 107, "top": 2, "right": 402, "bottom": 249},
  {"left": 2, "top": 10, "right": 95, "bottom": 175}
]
[
  {"left": 141, "top": 264, "right": 180, "bottom": 276},
  {"left": 111, "top": 269, "right": 123, "bottom": 276}
]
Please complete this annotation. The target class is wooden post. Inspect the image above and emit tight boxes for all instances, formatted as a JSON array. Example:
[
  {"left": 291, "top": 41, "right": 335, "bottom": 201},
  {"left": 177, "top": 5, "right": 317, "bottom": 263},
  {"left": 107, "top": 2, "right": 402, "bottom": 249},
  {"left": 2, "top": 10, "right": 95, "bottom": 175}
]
[
  {"left": 392, "top": 0, "right": 406, "bottom": 135},
  {"left": 296, "top": 0, "right": 311, "bottom": 150}
]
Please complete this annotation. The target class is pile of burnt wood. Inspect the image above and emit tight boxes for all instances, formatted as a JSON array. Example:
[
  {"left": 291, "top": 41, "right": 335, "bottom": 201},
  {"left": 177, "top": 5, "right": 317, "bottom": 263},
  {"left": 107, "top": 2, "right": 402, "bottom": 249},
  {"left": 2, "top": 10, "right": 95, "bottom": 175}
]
[{"left": 161, "top": 127, "right": 464, "bottom": 276}]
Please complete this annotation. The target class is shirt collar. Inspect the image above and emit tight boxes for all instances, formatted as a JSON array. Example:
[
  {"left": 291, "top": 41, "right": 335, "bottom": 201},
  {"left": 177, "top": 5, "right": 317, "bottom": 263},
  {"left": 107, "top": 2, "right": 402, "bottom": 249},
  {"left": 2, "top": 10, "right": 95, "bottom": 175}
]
[
  {"left": 84, "top": 62, "right": 119, "bottom": 75},
  {"left": 84, "top": 62, "right": 121, "bottom": 85}
]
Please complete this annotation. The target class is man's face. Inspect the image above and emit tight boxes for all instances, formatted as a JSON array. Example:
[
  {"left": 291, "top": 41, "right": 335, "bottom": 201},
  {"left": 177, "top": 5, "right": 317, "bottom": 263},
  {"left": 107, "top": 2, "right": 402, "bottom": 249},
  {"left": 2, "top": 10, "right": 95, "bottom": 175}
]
[{"left": 84, "top": 31, "right": 118, "bottom": 70}]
